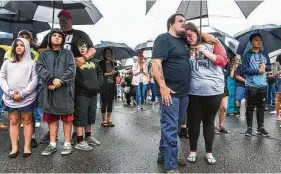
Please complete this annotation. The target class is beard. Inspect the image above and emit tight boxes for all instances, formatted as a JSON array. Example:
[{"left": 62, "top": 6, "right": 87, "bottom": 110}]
[{"left": 176, "top": 31, "right": 186, "bottom": 39}]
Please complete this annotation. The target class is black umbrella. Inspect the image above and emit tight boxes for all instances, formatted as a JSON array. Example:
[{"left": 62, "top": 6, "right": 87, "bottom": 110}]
[
  {"left": 95, "top": 41, "right": 138, "bottom": 61},
  {"left": 202, "top": 26, "right": 239, "bottom": 58},
  {"left": 2, "top": 0, "right": 103, "bottom": 27},
  {"left": 0, "top": 14, "right": 51, "bottom": 34},
  {"left": 134, "top": 40, "right": 153, "bottom": 54},
  {"left": 234, "top": 24, "right": 281, "bottom": 58},
  {"left": 146, "top": 0, "right": 264, "bottom": 44}
]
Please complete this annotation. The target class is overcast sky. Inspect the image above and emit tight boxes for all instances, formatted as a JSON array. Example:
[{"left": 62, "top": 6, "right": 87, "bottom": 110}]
[{"left": 38, "top": 0, "right": 281, "bottom": 49}]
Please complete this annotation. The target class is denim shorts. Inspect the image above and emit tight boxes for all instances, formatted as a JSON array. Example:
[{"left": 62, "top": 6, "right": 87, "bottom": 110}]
[
  {"left": 276, "top": 79, "right": 281, "bottom": 93},
  {"left": 3, "top": 102, "right": 36, "bottom": 114},
  {"left": 236, "top": 86, "right": 246, "bottom": 100}
]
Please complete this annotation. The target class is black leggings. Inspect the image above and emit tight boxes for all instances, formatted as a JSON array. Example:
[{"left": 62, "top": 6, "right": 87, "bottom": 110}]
[
  {"left": 101, "top": 83, "right": 115, "bottom": 113},
  {"left": 187, "top": 94, "right": 223, "bottom": 153}
]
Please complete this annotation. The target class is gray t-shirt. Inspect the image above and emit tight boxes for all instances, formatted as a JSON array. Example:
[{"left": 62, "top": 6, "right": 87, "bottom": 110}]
[
  {"left": 106, "top": 63, "right": 114, "bottom": 83},
  {"left": 189, "top": 43, "right": 225, "bottom": 96}
]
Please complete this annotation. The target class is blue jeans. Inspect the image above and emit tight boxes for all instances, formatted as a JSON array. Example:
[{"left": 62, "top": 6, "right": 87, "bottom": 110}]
[
  {"left": 158, "top": 96, "right": 189, "bottom": 170},
  {"left": 0, "top": 88, "right": 3, "bottom": 123},
  {"left": 150, "top": 83, "right": 156, "bottom": 102},
  {"left": 33, "top": 108, "right": 42, "bottom": 122},
  {"left": 266, "top": 83, "right": 276, "bottom": 105},
  {"left": 136, "top": 83, "right": 147, "bottom": 105}
]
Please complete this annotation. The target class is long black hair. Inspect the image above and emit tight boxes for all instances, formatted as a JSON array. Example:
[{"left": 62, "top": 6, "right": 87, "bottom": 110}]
[
  {"left": 102, "top": 47, "right": 113, "bottom": 60},
  {"left": 277, "top": 55, "right": 281, "bottom": 64}
]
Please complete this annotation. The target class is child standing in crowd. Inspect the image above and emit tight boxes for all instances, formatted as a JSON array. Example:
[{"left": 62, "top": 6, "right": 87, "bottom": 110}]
[
  {"left": 235, "top": 62, "right": 246, "bottom": 116},
  {"left": 226, "top": 57, "right": 237, "bottom": 115},
  {"left": 36, "top": 28, "right": 76, "bottom": 156},
  {"left": 73, "top": 40, "right": 102, "bottom": 150},
  {"left": 243, "top": 33, "right": 271, "bottom": 137},
  {"left": 0, "top": 38, "right": 38, "bottom": 158},
  {"left": 274, "top": 55, "right": 281, "bottom": 121}
]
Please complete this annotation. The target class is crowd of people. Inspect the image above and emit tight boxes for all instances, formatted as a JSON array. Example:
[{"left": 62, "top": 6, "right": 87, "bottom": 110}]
[{"left": 0, "top": 10, "right": 279, "bottom": 173}]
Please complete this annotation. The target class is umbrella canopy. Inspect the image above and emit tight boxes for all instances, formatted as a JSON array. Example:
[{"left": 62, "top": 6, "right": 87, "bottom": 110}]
[
  {"left": 134, "top": 40, "right": 154, "bottom": 53},
  {"left": 202, "top": 26, "right": 239, "bottom": 57},
  {"left": 0, "top": 38, "right": 13, "bottom": 45},
  {"left": 95, "top": 41, "right": 138, "bottom": 61},
  {"left": 234, "top": 24, "right": 281, "bottom": 58},
  {"left": 0, "top": 14, "right": 51, "bottom": 34},
  {"left": 2, "top": 0, "right": 103, "bottom": 25},
  {"left": 146, "top": 0, "right": 264, "bottom": 20}
]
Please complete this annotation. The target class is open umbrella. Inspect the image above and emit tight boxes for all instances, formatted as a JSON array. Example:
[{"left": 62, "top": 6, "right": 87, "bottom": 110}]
[
  {"left": 0, "top": 14, "right": 51, "bottom": 34},
  {"left": 202, "top": 26, "right": 239, "bottom": 57},
  {"left": 95, "top": 41, "right": 138, "bottom": 61},
  {"left": 234, "top": 24, "right": 281, "bottom": 58},
  {"left": 146, "top": 0, "right": 263, "bottom": 43},
  {"left": 2, "top": 0, "right": 103, "bottom": 27},
  {"left": 135, "top": 40, "right": 154, "bottom": 53}
]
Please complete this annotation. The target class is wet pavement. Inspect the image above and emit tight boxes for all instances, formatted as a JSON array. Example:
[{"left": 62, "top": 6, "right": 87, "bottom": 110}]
[{"left": 0, "top": 101, "right": 281, "bottom": 173}]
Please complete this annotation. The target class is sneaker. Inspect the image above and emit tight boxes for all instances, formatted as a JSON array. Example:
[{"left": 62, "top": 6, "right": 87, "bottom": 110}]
[
  {"left": 35, "top": 122, "right": 41, "bottom": 128},
  {"left": 40, "top": 132, "right": 50, "bottom": 144},
  {"left": 218, "top": 127, "right": 230, "bottom": 134},
  {"left": 0, "top": 123, "right": 8, "bottom": 131},
  {"left": 141, "top": 107, "right": 146, "bottom": 111},
  {"left": 215, "top": 127, "right": 220, "bottom": 134},
  {"left": 178, "top": 127, "right": 189, "bottom": 139},
  {"left": 256, "top": 128, "right": 270, "bottom": 137},
  {"left": 74, "top": 141, "right": 93, "bottom": 151},
  {"left": 20, "top": 124, "right": 23, "bottom": 128},
  {"left": 61, "top": 144, "right": 72, "bottom": 155},
  {"left": 227, "top": 113, "right": 235, "bottom": 116},
  {"left": 31, "top": 138, "right": 39, "bottom": 148},
  {"left": 42, "top": 145, "right": 57, "bottom": 156},
  {"left": 264, "top": 108, "right": 269, "bottom": 111},
  {"left": 70, "top": 133, "right": 77, "bottom": 146},
  {"left": 166, "top": 169, "right": 179, "bottom": 173},
  {"left": 235, "top": 111, "right": 240, "bottom": 117},
  {"left": 85, "top": 136, "right": 100, "bottom": 146},
  {"left": 245, "top": 127, "right": 253, "bottom": 137}
]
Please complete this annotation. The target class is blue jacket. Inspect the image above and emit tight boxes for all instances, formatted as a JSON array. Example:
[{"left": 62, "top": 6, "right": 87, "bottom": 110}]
[{"left": 242, "top": 50, "right": 271, "bottom": 88}]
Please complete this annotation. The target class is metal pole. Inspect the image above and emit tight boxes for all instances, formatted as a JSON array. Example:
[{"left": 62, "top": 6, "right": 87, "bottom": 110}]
[
  {"left": 52, "top": 1, "right": 55, "bottom": 28},
  {"left": 199, "top": 0, "right": 203, "bottom": 59}
]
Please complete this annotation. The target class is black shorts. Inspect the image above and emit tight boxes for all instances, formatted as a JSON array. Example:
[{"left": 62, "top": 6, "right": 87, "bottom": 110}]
[
  {"left": 74, "top": 95, "right": 97, "bottom": 127},
  {"left": 223, "top": 86, "right": 229, "bottom": 97}
]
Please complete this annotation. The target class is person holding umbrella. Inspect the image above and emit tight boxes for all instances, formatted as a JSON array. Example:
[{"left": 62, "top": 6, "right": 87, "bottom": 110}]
[
  {"left": 185, "top": 22, "right": 227, "bottom": 165},
  {"left": 243, "top": 33, "right": 271, "bottom": 137},
  {"left": 39, "top": 10, "right": 96, "bottom": 144}
]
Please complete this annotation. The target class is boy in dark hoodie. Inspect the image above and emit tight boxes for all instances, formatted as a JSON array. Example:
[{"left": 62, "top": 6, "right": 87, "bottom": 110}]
[
  {"left": 36, "top": 28, "right": 76, "bottom": 156},
  {"left": 73, "top": 40, "right": 103, "bottom": 150}
]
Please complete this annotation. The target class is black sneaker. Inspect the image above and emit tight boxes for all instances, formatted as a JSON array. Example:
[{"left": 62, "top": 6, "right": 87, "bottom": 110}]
[
  {"left": 178, "top": 127, "right": 189, "bottom": 139},
  {"left": 256, "top": 128, "right": 270, "bottom": 137},
  {"left": 219, "top": 127, "right": 230, "bottom": 134},
  {"left": 31, "top": 138, "right": 39, "bottom": 148},
  {"left": 40, "top": 132, "right": 50, "bottom": 144},
  {"left": 245, "top": 127, "right": 253, "bottom": 137},
  {"left": 40, "top": 132, "right": 58, "bottom": 144}
]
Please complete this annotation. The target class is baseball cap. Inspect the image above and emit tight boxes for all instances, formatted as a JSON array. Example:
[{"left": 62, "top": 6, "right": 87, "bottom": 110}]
[
  {"left": 57, "top": 10, "right": 72, "bottom": 19},
  {"left": 17, "top": 30, "right": 33, "bottom": 40}
]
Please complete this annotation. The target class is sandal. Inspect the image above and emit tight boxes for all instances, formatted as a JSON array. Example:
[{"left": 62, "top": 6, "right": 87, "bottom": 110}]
[
  {"left": 204, "top": 155, "right": 216, "bottom": 165},
  {"left": 187, "top": 155, "right": 197, "bottom": 163},
  {"left": 107, "top": 121, "right": 115, "bottom": 127},
  {"left": 101, "top": 122, "right": 109, "bottom": 127}
]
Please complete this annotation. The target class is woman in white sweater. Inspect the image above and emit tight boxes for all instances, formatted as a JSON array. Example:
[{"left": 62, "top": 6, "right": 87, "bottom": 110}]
[{"left": 132, "top": 54, "right": 149, "bottom": 110}]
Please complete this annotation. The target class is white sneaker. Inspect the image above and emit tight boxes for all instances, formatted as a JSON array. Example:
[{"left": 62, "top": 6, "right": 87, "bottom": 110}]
[
  {"left": 61, "top": 144, "right": 72, "bottom": 155},
  {"left": 75, "top": 141, "right": 93, "bottom": 151},
  {"left": 20, "top": 124, "right": 23, "bottom": 128},
  {"left": 35, "top": 122, "right": 41, "bottom": 128}
]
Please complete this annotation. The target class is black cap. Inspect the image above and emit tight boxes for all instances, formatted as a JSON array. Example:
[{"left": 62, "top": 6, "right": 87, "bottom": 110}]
[{"left": 17, "top": 30, "right": 33, "bottom": 40}]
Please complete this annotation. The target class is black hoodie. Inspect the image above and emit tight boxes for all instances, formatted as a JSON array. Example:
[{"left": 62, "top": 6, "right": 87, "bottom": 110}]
[
  {"left": 36, "top": 28, "right": 76, "bottom": 115},
  {"left": 75, "top": 58, "right": 103, "bottom": 96}
]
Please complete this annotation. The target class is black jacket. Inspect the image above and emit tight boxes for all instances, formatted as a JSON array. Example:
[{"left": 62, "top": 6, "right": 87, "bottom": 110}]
[{"left": 75, "top": 58, "right": 103, "bottom": 96}]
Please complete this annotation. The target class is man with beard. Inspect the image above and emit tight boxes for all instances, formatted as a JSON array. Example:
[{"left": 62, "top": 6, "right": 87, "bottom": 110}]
[
  {"left": 39, "top": 10, "right": 96, "bottom": 144},
  {"left": 151, "top": 14, "right": 217, "bottom": 173}
]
